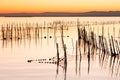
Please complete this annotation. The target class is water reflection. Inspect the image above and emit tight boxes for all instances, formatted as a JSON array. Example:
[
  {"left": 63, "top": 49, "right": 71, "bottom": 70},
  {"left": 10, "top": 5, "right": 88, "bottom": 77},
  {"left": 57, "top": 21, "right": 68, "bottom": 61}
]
[
  {"left": 0, "top": 18, "right": 120, "bottom": 80},
  {"left": 1, "top": 28, "right": 119, "bottom": 80},
  {"left": 109, "top": 55, "right": 119, "bottom": 76}
]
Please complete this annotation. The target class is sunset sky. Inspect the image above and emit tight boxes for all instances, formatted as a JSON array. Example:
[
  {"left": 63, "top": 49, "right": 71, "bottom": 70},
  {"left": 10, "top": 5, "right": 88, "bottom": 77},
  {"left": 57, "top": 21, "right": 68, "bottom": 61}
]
[{"left": 0, "top": 0, "right": 120, "bottom": 13}]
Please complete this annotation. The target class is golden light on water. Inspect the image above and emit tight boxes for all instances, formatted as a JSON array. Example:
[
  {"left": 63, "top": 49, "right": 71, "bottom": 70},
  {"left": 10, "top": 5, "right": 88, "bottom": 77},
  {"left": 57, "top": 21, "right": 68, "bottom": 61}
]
[{"left": 0, "top": 16, "right": 120, "bottom": 80}]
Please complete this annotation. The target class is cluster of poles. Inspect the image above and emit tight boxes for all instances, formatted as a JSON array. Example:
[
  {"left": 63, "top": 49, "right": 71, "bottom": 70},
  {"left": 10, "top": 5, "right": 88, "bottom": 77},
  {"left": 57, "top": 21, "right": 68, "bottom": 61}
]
[
  {"left": 27, "top": 21, "right": 119, "bottom": 79},
  {"left": 76, "top": 25, "right": 120, "bottom": 75},
  {"left": 55, "top": 23, "right": 120, "bottom": 77},
  {"left": 0, "top": 21, "right": 69, "bottom": 48},
  {"left": 52, "top": 20, "right": 120, "bottom": 78},
  {"left": 0, "top": 20, "right": 119, "bottom": 78},
  {"left": 0, "top": 21, "right": 69, "bottom": 40}
]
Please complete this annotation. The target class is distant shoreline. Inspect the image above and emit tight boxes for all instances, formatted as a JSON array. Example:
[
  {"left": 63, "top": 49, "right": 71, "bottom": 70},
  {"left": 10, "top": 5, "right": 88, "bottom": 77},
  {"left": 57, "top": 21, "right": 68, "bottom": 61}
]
[{"left": 0, "top": 11, "right": 120, "bottom": 17}]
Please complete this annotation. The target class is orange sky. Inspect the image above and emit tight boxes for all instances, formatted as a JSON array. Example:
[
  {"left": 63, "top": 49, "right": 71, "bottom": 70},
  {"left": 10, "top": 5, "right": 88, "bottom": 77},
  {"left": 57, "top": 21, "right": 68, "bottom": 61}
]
[{"left": 0, "top": 0, "right": 120, "bottom": 13}]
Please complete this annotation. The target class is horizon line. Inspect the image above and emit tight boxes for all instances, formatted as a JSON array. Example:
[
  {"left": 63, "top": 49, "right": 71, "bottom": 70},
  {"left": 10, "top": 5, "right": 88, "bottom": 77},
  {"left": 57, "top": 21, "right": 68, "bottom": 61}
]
[{"left": 0, "top": 11, "right": 120, "bottom": 14}]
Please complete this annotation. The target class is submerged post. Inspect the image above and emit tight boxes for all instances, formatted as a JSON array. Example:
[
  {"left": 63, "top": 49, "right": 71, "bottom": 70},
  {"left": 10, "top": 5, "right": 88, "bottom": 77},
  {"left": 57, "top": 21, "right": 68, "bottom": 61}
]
[
  {"left": 64, "top": 44, "right": 67, "bottom": 66},
  {"left": 56, "top": 43, "right": 59, "bottom": 75},
  {"left": 76, "top": 40, "right": 78, "bottom": 75},
  {"left": 56, "top": 43, "right": 59, "bottom": 65}
]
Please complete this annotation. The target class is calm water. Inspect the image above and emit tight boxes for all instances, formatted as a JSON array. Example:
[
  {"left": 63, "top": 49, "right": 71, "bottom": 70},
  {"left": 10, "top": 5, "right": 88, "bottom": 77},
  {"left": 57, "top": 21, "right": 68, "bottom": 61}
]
[{"left": 0, "top": 17, "right": 120, "bottom": 80}]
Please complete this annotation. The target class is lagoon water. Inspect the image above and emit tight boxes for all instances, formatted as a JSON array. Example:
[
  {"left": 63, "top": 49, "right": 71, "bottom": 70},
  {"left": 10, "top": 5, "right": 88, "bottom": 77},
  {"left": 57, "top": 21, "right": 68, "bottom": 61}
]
[{"left": 0, "top": 17, "right": 120, "bottom": 80}]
